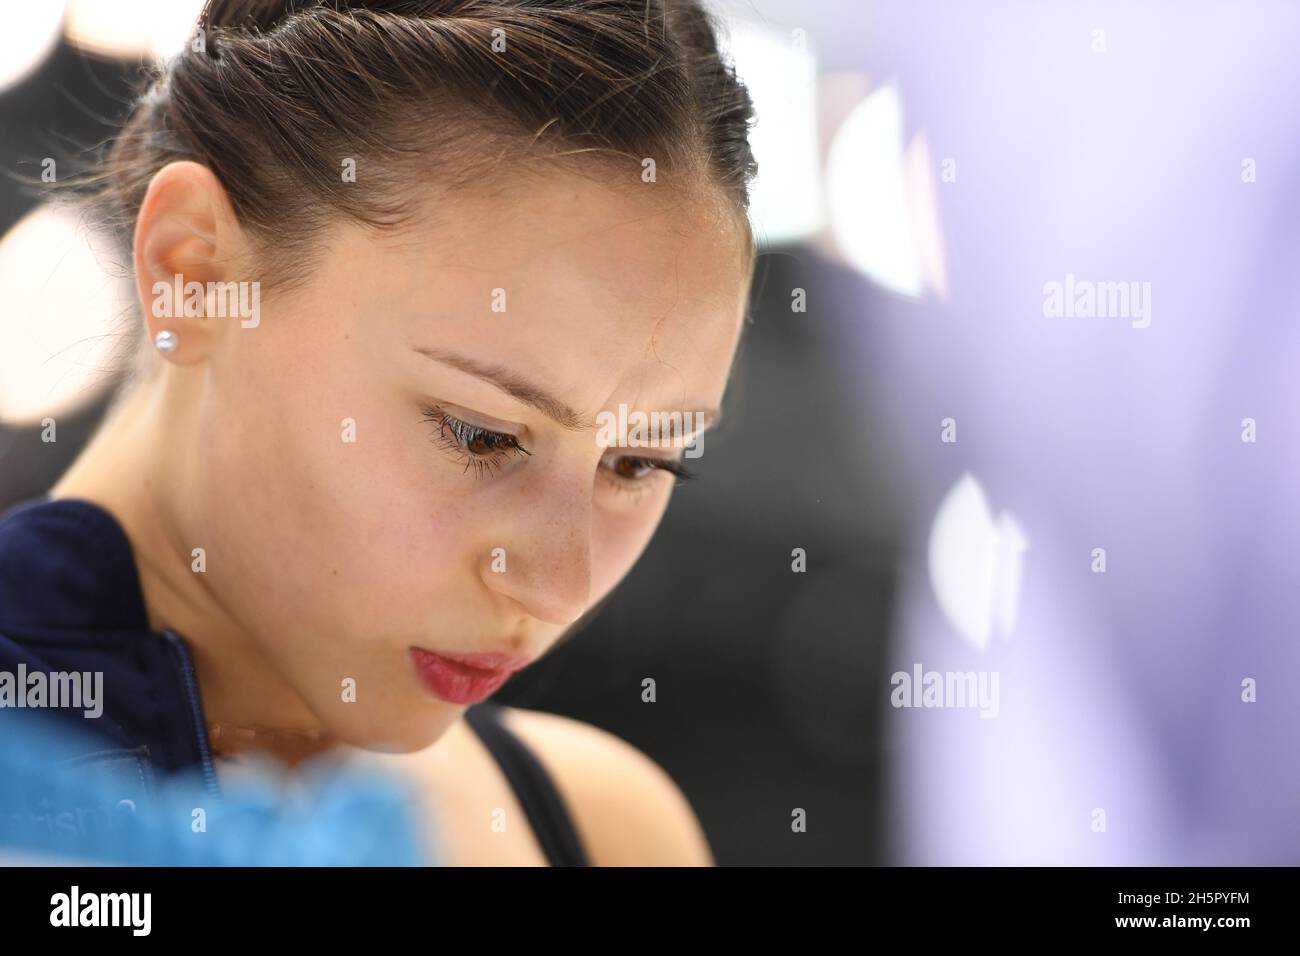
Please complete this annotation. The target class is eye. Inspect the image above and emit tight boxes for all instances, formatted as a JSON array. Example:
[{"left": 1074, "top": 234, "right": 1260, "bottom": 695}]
[
  {"left": 420, "top": 402, "right": 698, "bottom": 493},
  {"left": 599, "top": 452, "right": 696, "bottom": 493},
  {"left": 420, "top": 404, "right": 531, "bottom": 478}
]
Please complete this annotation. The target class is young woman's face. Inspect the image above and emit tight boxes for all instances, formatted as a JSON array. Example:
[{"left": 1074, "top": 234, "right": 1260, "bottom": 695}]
[{"left": 180, "top": 172, "right": 752, "bottom": 751}]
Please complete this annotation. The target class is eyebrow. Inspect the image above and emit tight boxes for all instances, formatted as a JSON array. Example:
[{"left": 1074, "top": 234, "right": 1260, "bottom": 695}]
[{"left": 413, "top": 346, "right": 722, "bottom": 434}]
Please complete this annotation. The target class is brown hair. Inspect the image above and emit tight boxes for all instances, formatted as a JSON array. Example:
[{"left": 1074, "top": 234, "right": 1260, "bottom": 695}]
[{"left": 86, "top": 0, "right": 759, "bottom": 293}]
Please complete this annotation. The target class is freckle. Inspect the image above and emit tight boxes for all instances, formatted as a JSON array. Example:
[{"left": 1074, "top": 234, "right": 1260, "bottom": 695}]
[{"left": 332, "top": 569, "right": 338, "bottom": 576}]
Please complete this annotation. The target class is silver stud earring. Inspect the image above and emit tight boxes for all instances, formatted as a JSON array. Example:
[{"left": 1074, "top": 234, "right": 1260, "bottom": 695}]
[{"left": 154, "top": 330, "right": 179, "bottom": 354}]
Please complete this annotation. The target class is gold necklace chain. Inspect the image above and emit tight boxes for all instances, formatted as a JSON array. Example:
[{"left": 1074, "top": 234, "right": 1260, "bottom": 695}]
[{"left": 207, "top": 722, "right": 330, "bottom": 743}]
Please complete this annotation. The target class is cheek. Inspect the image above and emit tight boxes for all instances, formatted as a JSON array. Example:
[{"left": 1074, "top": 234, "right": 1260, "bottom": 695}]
[
  {"left": 589, "top": 488, "right": 673, "bottom": 600},
  {"left": 193, "top": 336, "right": 469, "bottom": 638}
]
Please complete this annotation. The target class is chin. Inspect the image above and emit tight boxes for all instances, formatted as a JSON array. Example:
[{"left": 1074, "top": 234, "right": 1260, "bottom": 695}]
[{"left": 329, "top": 705, "right": 461, "bottom": 755}]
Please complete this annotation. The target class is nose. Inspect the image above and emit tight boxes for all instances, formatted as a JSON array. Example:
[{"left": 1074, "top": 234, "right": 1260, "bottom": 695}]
[{"left": 481, "top": 482, "right": 593, "bottom": 627}]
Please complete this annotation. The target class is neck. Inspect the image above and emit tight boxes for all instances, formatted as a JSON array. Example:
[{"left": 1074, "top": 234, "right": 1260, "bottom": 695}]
[{"left": 50, "top": 376, "right": 343, "bottom": 769}]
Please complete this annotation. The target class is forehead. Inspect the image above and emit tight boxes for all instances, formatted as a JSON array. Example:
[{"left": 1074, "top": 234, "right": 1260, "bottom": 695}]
[{"left": 346, "top": 169, "right": 752, "bottom": 404}]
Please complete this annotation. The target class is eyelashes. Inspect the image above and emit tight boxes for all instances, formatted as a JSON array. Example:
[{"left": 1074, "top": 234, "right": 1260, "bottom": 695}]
[
  {"left": 419, "top": 403, "right": 696, "bottom": 489},
  {"left": 420, "top": 404, "right": 532, "bottom": 479},
  {"left": 604, "top": 453, "right": 696, "bottom": 484}
]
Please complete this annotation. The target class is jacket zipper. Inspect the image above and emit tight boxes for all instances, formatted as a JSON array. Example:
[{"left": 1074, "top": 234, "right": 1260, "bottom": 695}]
[{"left": 162, "top": 629, "right": 222, "bottom": 800}]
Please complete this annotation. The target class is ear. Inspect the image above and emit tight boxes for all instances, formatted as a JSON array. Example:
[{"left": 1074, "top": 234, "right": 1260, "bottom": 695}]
[{"left": 133, "top": 161, "right": 247, "bottom": 367}]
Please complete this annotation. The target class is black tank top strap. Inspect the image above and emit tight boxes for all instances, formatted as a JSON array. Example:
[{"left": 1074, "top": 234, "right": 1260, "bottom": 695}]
[{"left": 462, "top": 701, "right": 590, "bottom": 867}]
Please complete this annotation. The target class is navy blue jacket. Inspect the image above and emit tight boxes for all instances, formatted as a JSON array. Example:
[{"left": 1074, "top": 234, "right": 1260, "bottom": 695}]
[{"left": 0, "top": 496, "right": 221, "bottom": 805}]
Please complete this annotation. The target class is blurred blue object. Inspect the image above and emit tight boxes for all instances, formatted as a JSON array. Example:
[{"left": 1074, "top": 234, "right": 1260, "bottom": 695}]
[{"left": 0, "top": 709, "right": 435, "bottom": 865}]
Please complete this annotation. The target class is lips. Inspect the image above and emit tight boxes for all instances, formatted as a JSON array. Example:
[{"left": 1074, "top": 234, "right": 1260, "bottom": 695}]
[
  {"left": 409, "top": 647, "right": 532, "bottom": 705},
  {"left": 426, "top": 649, "right": 535, "bottom": 672}
]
